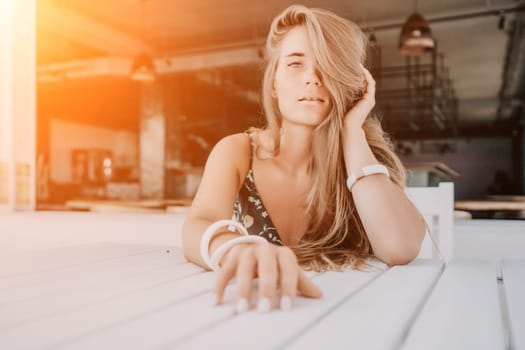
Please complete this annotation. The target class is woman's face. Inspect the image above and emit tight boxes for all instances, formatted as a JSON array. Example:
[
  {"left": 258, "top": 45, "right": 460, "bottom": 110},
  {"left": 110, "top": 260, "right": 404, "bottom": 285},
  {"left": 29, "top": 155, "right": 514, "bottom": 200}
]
[{"left": 273, "top": 26, "right": 332, "bottom": 127}]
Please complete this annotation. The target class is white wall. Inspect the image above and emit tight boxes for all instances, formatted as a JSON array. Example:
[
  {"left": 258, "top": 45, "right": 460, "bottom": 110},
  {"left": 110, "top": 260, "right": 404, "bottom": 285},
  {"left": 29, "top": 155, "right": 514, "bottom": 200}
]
[
  {"left": 0, "top": 0, "right": 36, "bottom": 209},
  {"left": 0, "top": 0, "right": 14, "bottom": 207},
  {"left": 0, "top": 0, "right": 13, "bottom": 163},
  {"left": 49, "top": 119, "right": 138, "bottom": 183}
]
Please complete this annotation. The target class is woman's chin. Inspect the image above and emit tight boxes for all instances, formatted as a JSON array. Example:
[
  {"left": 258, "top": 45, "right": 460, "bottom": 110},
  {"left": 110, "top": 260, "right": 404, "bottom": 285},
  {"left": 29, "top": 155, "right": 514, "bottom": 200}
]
[{"left": 284, "top": 117, "right": 327, "bottom": 128}]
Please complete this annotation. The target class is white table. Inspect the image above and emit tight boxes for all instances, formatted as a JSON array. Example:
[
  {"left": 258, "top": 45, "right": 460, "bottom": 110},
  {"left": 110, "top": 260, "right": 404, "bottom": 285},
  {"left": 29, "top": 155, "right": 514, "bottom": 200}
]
[{"left": 0, "top": 243, "right": 522, "bottom": 350}]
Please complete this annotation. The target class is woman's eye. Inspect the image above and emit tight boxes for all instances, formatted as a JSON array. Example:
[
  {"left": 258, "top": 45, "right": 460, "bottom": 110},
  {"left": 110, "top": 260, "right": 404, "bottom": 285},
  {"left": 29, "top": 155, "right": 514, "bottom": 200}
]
[{"left": 287, "top": 62, "right": 302, "bottom": 68}]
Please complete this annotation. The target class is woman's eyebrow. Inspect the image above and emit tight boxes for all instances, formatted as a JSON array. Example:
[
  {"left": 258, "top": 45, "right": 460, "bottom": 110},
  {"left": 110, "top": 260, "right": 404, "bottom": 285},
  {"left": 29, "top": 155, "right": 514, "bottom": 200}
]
[{"left": 284, "top": 52, "right": 305, "bottom": 58}]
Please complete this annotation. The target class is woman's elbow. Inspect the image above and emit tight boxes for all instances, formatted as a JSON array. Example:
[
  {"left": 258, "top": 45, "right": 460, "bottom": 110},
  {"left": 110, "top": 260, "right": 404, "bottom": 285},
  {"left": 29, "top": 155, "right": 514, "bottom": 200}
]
[
  {"left": 377, "top": 237, "right": 422, "bottom": 266},
  {"left": 382, "top": 251, "right": 417, "bottom": 266}
]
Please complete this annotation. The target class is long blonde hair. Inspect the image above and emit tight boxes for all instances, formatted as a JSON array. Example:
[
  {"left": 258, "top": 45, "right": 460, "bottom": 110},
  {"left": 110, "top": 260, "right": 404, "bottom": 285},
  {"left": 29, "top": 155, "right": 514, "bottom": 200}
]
[{"left": 255, "top": 5, "right": 406, "bottom": 271}]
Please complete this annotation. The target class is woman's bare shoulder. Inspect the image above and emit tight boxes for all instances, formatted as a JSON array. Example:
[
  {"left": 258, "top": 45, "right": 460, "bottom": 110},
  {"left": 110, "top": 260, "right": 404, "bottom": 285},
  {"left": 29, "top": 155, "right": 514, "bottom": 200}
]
[
  {"left": 209, "top": 133, "right": 252, "bottom": 178},
  {"left": 212, "top": 133, "right": 250, "bottom": 157},
  {"left": 216, "top": 132, "right": 250, "bottom": 146}
]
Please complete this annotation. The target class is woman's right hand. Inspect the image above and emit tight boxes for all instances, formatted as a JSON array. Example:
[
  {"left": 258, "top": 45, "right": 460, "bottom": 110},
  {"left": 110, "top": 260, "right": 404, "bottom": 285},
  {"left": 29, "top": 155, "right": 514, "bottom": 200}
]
[{"left": 213, "top": 242, "right": 323, "bottom": 312}]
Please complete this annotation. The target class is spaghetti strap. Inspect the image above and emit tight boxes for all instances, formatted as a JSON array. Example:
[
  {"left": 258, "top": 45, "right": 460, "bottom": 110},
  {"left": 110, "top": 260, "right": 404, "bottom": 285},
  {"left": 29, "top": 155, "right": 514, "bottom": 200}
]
[
  {"left": 245, "top": 131, "right": 255, "bottom": 169},
  {"left": 233, "top": 130, "right": 284, "bottom": 246}
]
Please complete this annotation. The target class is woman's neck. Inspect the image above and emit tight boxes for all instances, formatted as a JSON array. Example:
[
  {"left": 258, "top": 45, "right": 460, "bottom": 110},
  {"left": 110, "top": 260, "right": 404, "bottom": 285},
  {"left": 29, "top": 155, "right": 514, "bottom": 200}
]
[{"left": 274, "top": 122, "right": 314, "bottom": 176}]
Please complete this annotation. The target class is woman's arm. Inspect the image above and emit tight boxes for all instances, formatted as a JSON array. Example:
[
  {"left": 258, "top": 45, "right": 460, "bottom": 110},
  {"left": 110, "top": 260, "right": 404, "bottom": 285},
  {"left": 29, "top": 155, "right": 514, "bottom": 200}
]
[
  {"left": 342, "top": 127, "right": 426, "bottom": 266},
  {"left": 182, "top": 134, "right": 247, "bottom": 269},
  {"left": 182, "top": 133, "right": 322, "bottom": 310},
  {"left": 342, "top": 65, "right": 426, "bottom": 266}
]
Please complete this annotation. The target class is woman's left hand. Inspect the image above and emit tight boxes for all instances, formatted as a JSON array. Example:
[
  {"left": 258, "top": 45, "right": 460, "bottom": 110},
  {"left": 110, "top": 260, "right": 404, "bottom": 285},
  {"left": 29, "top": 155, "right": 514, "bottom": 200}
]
[{"left": 343, "top": 64, "right": 376, "bottom": 130}]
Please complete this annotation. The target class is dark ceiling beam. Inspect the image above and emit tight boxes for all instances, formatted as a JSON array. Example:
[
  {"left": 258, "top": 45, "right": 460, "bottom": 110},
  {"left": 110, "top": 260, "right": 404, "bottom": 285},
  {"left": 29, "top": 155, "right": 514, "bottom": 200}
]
[{"left": 363, "top": 4, "right": 525, "bottom": 32}]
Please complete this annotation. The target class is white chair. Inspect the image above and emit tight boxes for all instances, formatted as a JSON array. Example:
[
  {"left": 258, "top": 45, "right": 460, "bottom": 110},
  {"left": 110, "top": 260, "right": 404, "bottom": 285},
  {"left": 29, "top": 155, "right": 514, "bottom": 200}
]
[{"left": 405, "top": 182, "right": 454, "bottom": 262}]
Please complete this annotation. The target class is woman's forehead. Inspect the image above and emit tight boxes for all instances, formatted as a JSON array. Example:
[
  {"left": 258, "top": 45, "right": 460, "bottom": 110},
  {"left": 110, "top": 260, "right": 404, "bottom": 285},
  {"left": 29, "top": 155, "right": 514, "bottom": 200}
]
[{"left": 278, "top": 26, "right": 313, "bottom": 57}]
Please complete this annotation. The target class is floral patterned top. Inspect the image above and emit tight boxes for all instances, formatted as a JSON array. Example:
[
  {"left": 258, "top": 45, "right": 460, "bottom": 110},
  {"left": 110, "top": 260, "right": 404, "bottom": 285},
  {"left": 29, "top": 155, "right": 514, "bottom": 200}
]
[{"left": 232, "top": 133, "right": 284, "bottom": 246}]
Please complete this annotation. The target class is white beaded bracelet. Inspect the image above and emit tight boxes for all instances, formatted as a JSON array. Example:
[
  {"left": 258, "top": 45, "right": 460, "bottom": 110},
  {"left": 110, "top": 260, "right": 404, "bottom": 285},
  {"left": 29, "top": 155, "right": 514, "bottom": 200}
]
[
  {"left": 346, "top": 164, "right": 390, "bottom": 192},
  {"left": 200, "top": 219, "right": 248, "bottom": 269},
  {"left": 209, "top": 235, "right": 268, "bottom": 271}
]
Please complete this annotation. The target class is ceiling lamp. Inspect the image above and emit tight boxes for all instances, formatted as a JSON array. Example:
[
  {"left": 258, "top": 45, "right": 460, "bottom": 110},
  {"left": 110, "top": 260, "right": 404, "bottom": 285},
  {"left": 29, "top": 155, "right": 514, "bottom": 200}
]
[
  {"left": 399, "top": 2, "right": 435, "bottom": 56},
  {"left": 130, "top": 53, "right": 156, "bottom": 82},
  {"left": 369, "top": 31, "right": 377, "bottom": 46},
  {"left": 130, "top": 0, "right": 156, "bottom": 82}
]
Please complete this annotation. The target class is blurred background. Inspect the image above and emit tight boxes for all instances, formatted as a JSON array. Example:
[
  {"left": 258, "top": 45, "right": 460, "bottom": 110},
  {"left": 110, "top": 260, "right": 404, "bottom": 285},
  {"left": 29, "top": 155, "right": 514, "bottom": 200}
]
[{"left": 1, "top": 0, "right": 525, "bottom": 219}]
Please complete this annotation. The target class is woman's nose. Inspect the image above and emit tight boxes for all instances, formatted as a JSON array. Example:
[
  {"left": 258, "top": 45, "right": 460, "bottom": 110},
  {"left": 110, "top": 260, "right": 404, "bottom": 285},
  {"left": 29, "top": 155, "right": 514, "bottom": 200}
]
[{"left": 305, "top": 68, "right": 322, "bottom": 86}]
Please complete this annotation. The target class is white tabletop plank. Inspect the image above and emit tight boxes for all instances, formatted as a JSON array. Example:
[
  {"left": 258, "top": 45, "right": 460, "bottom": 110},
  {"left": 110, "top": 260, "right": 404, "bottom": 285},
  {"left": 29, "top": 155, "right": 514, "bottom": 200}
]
[
  {"left": 0, "top": 242, "right": 163, "bottom": 277},
  {"left": 52, "top": 275, "right": 242, "bottom": 350},
  {"left": 176, "top": 262, "right": 388, "bottom": 350},
  {"left": 501, "top": 259, "right": 525, "bottom": 350},
  {"left": 2, "top": 242, "right": 510, "bottom": 350},
  {"left": 0, "top": 267, "right": 214, "bottom": 349},
  {"left": 402, "top": 260, "right": 505, "bottom": 350},
  {"left": 54, "top": 270, "right": 323, "bottom": 350},
  {"left": 0, "top": 248, "right": 173, "bottom": 289},
  {"left": 0, "top": 248, "right": 185, "bottom": 304},
  {"left": 0, "top": 261, "right": 200, "bottom": 330},
  {"left": 0, "top": 244, "right": 316, "bottom": 350},
  {"left": 286, "top": 259, "right": 444, "bottom": 350}
]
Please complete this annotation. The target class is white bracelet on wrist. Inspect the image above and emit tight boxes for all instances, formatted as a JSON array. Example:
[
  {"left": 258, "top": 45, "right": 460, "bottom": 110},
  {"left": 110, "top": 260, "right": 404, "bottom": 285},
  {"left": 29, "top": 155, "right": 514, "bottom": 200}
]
[
  {"left": 209, "top": 235, "right": 268, "bottom": 271},
  {"left": 346, "top": 164, "right": 390, "bottom": 192},
  {"left": 200, "top": 219, "right": 248, "bottom": 269}
]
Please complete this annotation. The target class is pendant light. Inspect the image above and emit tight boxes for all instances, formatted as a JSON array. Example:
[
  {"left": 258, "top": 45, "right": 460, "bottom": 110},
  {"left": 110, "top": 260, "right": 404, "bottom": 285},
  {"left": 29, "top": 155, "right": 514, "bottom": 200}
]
[
  {"left": 399, "top": 0, "right": 435, "bottom": 56},
  {"left": 130, "top": 0, "right": 156, "bottom": 82},
  {"left": 369, "top": 31, "right": 377, "bottom": 46},
  {"left": 130, "top": 53, "right": 156, "bottom": 82}
]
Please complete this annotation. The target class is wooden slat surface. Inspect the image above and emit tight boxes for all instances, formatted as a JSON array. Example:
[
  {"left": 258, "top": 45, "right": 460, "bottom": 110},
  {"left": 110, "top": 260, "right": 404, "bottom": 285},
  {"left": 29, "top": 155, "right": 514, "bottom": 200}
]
[
  {"left": 0, "top": 248, "right": 185, "bottom": 304},
  {"left": 177, "top": 263, "right": 387, "bottom": 349},
  {"left": 0, "top": 243, "right": 514, "bottom": 350},
  {"left": 501, "top": 259, "right": 525, "bottom": 350},
  {"left": 0, "top": 246, "right": 207, "bottom": 350},
  {"left": 286, "top": 259, "right": 444, "bottom": 350},
  {"left": 59, "top": 270, "right": 322, "bottom": 350},
  {"left": 0, "top": 243, "right": 162, "bottom": 277},
  {"left": 0, "top": 257, "right": 198, "bottom": 330},
  {"left": 402, "top": 260, "right": 505, "bottom": 350}
]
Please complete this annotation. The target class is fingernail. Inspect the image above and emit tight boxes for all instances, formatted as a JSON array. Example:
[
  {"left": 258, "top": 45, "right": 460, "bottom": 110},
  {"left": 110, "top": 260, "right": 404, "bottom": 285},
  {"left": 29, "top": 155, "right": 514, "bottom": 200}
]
[
  {"left": 280, "top": 296, "right": 292, "bottom": 311},
  {"left": 359, "top": 63, "right": 364, "bottom": 68},
  {"left": 236, "top": 298, "right": 248, "bottom": 313},
  {"left": 257, "top": 298, "right": 271, "bottom": 313}
]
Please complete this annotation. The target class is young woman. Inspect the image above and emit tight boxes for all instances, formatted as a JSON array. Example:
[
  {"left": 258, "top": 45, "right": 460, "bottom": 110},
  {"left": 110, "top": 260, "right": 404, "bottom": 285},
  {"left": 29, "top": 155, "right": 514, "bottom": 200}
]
[{"left": 182, "top": 5, "right": 426, "bottom": 313}]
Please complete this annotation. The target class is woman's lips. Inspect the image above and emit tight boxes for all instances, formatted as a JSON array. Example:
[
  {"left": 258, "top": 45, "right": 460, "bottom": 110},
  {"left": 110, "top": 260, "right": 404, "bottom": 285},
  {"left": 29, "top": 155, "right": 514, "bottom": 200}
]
[{"left": 298, "top": 97, "right": 325, "bottom": 102}]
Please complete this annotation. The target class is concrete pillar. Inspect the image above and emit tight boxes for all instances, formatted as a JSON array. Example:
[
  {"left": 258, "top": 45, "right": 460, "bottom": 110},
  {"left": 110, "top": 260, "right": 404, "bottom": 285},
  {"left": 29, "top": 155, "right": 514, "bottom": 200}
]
[
  {"left": 0, "top": 0, "right": 36, "bottom": 210},
  {"left": 139, "top": 82, "right": 165, "bottom": 199},
  {"left": 515, "top": 111, "right": 525, "bottom": 195}
]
